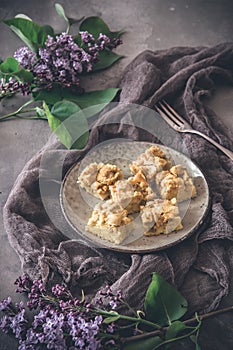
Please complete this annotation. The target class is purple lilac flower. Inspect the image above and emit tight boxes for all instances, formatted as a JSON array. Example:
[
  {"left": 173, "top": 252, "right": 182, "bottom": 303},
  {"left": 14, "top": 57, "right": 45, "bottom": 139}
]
[
  {"left": 0, "top": 315, "right": 11, "bottom": 333},
  {"left": 15, "top": 274, "right": 32, "bottom": 293},
  {"left": 11, "top": 31, "right": 122, "bottom": 92},
  {"left": 97, "top": 33, "right": 111, "bottom": 49},
  {"left": 109, "top": 300, "right": 118, "bottom": 310},
  {"left": 26, "top": 278, "right": 46, "bottom": 310},
  {"left": 14, "top": 47, "right": 37, "bottom": 69},
  {"left": 0, "top": 296, "right": 11, "bottom": 311},
  {"left": 0, "top": 304, "right": 27, "bottom": 340},
  {"left": 51, "top": 284, "right": 71, "bottom": 298},
  {"left": 31, "top": 308, "right": 67, "bottom": 349},
  {"left": 109, "top": 37, "right": 122, "bottom": 49},
  {"left": 1, "top": 277, "right": 122, "bottom": 349},
  {"left": 18, "top": 328, "right": 40, "bottom": 350},
  {"left": 33, "top": 33, "right": 94, "bottom": 88},
  {"left": 41, "top": 311, "right": 67, "bottom": 350},
  {"left": 59, "top": 299, "right": 72, "bottom": 312},
  {"left": 32, "top": 309, "right": 49, "bottom": 328},
  {"left": 96, "top": 286, "right": 122, "bottom": 311},
  {"left": 0, "top": 77, "right": 30, "bottom": 97},
  {"left": 67, "top": 311, "right": 103, "bottom": 349},
  {"left": 107, "top": 322, "right": 115, "bottom": 334},
  {"left": 10, "top": 308, "right": 27, "bottom": 339},
  {"left": 18, "top": 279, "right": 45, "bottom": 309},
  {"left": 80, "top": 31, "right": 95, "bottom": 43},
  {"left": 2, "top": 29, "right": 122, "bottom": 96}
]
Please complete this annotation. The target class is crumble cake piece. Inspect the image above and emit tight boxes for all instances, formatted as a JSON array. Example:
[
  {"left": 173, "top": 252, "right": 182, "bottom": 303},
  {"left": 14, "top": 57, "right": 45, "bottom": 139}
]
[
  {"left": 156, "top": 165, "right": 197, "bottom": 202},
  {"left": 130, "top": 145, "right": 172, "bottom": 180},
  {"left": 86, "top": 199, "right": 132, "bottom": 244},
  {"left": 109, "top": 171, "right": 156, "bottom": 213},
  {"left": 140, "top": 198, "right": 183, "bottom": 236},
  {"left": 78, "top": 162, "right": 123, "bottom": 200}
]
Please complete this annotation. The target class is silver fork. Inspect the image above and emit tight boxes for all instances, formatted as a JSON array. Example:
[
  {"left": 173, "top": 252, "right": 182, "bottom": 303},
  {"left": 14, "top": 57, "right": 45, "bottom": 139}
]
[{"left": 155, "top": 100, "right": 233, "bottom": 161}]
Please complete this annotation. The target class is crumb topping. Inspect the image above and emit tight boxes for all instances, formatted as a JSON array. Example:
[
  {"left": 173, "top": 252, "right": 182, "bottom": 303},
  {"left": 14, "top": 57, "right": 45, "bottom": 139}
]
[
  {"left": 78, "top": 145, "right": 197, "bottom": 243},
  {"left": 141, "top": 198, "right": 183, "bottom": 235},
  {"left": 87, "top": 200, "right": 131, "bottom": 228},
  {"left": 78, "top": 163, "right": 122, "bottom": 200},
  {"left": 156, "top": 164, "right": 196, "bottom": 202},
  {"left": 109, "top": 170, "right": 155, "bottom": 213},
  {"left": 130, "top": 145, "right": 172, "bottom": 180}
]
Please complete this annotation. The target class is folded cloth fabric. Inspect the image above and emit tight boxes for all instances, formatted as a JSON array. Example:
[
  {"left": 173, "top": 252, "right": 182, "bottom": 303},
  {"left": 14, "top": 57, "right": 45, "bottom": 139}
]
[{"left": 3, "top": 43, "right": 233, "bottom": 349}]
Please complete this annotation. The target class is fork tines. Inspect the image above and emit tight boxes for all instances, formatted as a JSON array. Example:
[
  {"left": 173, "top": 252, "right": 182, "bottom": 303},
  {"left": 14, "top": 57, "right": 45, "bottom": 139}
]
[
  {"left": 155, "top": 101, "right": 180, "bottom": 129},
  {"left": 155, "top": 100, "right": 233, "bottom": 161}
]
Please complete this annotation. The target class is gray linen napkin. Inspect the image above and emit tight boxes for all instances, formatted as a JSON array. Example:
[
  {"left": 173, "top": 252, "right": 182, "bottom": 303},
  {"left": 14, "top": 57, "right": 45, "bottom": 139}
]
[{"left": 3, "top": 43, "right": 233, "bottom": 349}]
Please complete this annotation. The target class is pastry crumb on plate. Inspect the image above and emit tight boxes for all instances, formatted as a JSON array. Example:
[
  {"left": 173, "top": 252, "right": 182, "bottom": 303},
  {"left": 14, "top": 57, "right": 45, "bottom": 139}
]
[
  {"left": 141, "top": 198, "right": 183, "bottom": 236},
  {"left": 109, "top": 170, "right": 155, "bottom": 213},
  {"left": 156, "top": 164, "right": 197, "bottom": 202},
  {"left": 78, "top": 162, "right": 123, "bottom": 200},
  {"left": 129, "top": 145, "right": 172, "bottom": 180},
  {"left": 86, "top": 199, "right": 132, "bottom": 244}
]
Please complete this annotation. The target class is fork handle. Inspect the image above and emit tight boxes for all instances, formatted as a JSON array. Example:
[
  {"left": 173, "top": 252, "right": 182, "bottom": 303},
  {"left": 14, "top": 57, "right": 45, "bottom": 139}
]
[{"left": 187, "top": 130, "right": 233, "bottom": 161}]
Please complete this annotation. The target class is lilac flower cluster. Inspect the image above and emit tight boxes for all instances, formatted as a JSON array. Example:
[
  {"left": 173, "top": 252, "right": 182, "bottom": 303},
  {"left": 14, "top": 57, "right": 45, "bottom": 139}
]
[
  {"left": 96, "top": 285, "right": 122, "bottom": 310},
  {"left": 13, "top": 31, "right": 122, "bottom": 91},
  {"left": 0, "top": 297, "right": 27, "bottom": 341},
  {"left": 14, "top": 47, "right": 37, "bottom": 70},
  {"left": 0, "top": 77, "right": 31, "bottom": 97},
  {"left": 0, "top": 30, "right": 121, "bottom": 97},
  {"left": 67, "top": 312, "right": 102, "bottom": 349},
  {"left": 0, "top": 275, "right": 121, "bottom": 350},
  {"left": 14, "top": 275, "right": 34, "bottom": 293}
]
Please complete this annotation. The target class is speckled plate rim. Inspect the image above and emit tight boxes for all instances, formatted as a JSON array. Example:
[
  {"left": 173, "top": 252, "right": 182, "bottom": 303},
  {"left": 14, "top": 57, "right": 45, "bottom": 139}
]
[{"left": 60, "top": 141, "right": 211, "bottom": 253}]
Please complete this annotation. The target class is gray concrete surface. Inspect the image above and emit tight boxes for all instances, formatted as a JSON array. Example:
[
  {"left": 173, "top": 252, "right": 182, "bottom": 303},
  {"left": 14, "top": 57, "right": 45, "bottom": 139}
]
[{"left": 0, "top": 0, "right": 233, "bottom": 348}]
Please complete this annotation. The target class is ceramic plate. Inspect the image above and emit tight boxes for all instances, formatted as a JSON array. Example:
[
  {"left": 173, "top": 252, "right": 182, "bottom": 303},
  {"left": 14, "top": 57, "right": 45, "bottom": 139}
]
[{"left": 60, "top": 140, "right": 210, "bottom": 253}]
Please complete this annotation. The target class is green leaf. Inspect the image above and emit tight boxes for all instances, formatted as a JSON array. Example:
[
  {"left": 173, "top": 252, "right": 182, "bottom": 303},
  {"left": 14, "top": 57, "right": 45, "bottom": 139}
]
[
  {"left": 122, "top": 336, "right": 162, "bottom": 350},
  {"left": 5, "top": 25, "right": 36, "bottom": 52},
  {"left": 50, "top": 100, "right": 81, "bottom": 121},
  {"left": 0, "top": 57, "right": 18, "bottom": 73},
  {"left": 144, "top": 273, "right": 188, "bottom": 326},
  {"left": 14, "top": 69, "right": 34, "bottom": 83},
  {"left": 68, "top": 16, "right": 85, "bottom": 26},
  {"left": 73, "top": 34, "right": 82, "bottom": 46},
  {"left": 44, "top": 100, "right": 89, "bottom": 149},
  {"left": 32, "top": 86, "right": 62, "bottom": 105},
  {"left": 34, "top": 87, "right": 119, "bottom": 120},
  {"left": 55, "top": 3, "right": 69, "bottom": 23},
  {"left": 79, "top": 16, "right": 123, "bottom": 39},
  {"left": 70, "top": 129, "right": 89, "bottom": 150},
  {"left": 165, "top": 321, "right": 187, "bottom": 340},
  {"left": 106, "top": 311, "right": 119, "bottom": 316},
  {"left": 54, "top": 3, "right": 84, "bottom": 30},
  {"left": 41, "top": 25, "right": 54, "bottom": 37},
  {"left": 63, "top": 87, "right": 120, "bottom": 110},
  {"left": 3, "top": 18, "right": 53, "bottom": 51},
  {"left": 92, "top": 50, "right": 124, "bottom": 71},
  {"left": 111, "top": 29, "right": 126, "bottom": 38},
  {"left": 0, "top": 57, "right": 34, "bottom": 83},
  {"left": 190, "top": 335, "right": 201, "bottom": 350},
  {"left": 44, "top": 106, "right": 60, "bottom": 134},
  {"left": 190, "top": 335, "right": 195, "bottom": 342},
  {"left": 35, "top": 107, "right": 47, "bottom": 119},
  {"left": 79, "top": 16, "right": 109, "bottom": 38},
  {"left": 103, "top": 315, "right": 120, "bottom": 324},
  {"left": 15, "top": 14, "right": 32, "bottom": 21}
]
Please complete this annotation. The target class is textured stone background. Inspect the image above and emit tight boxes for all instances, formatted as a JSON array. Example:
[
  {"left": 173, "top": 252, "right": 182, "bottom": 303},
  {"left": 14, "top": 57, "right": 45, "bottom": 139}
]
[{"left": 0, "top": 0, "right": 233, "bottom": 348}]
